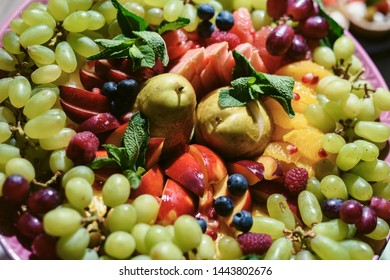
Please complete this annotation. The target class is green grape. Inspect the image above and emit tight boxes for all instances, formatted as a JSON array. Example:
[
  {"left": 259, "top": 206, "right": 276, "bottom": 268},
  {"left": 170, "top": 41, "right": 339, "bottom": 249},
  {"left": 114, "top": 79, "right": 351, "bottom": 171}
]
[
  {"left": 66, "top": 32, "right": 100, "bottom": 58},
  {"left": 310, "top": 234, "right": 350, "bottom": 260},
  {"left": 295, "top": 250, "right": 318, "bottom": 260},
  {"left": 342, "top": 173, "right": 372, "bottom": 201},
  {"left": 372, "top": 87, "right": 390, "bottom": 111},
  {"left": 40, "top": 128, "right": 76, "bottom": 151},
  {"left": 320, "top": 175, "right": 348, "bottom": 200},
  {"left": 333, "top": 35, "right": 355, "bottom": 61},
  {"left": 47, "top": 0, "right": 70, "bottom": 21},
  {"left": 372, "top": 181, "right": 390, "bottom": 200},
  {"left": 233, "top": 0, "right": 253, "bottom": 10},
  {"left": 31, "top": 83, "right": 59, "bottom": 96},
  {"left": 61, "top": 165, "right": 95, "bottom": 188},
  {"left": 252, "top": 0, "right": 267, "bottom": 9},
  {"left": 107, "top": 204, "right": 137, "bottom": 233},
  {"left": 143, "top": 0, "right": 169, "bottom": 8},
  {"left": 351, "top": 79, "right": 372, "bottom": 98},
  {"left": 131, "top": 223, "right": 151, "bottom": 255},
  {"left": 192, "top": 0, "right": 212, "bottom": 4},
  {"left": 10, "top": 18, "right": 29, "bottom": 35},
  {"left": 336, "top": 143, "right": 363, "bottom": 171},
  {"left": 312, "top": 219, "right": 349, "bottom": 241},
  {"left": 0, "top": 78, "right": 12, "bottom": 103},
  {"left": 2, "top": 32, "right": 22, "bottom": 55},
  {"left": 365, "top": 217, "right": 389, "bottom": 240},
  {"left": 108, "top": 20, "right": 121, "bottom": 37},
  {"left": 56, "top": 227, "right": 90, "bottom": 260},
  {"left": 49, "top": 149, "right": 74, "bottom": 173},
  {"left": 339, "top": 239, "right": 374, "bottom": 260},
  {"left": 131, "top": 254, "right": 151, "bottom": 260},
  {"left": 306, "top": 177, "right": 327, "bottom": 204},
  {"left": 86, "top": 10, "right": 106, "bottom": 30},
  {"left": 357, "top": 98, "right": 380, "bottom": 121},
  {"left": 174, "top": 214, "right": 203, "bottom": 253},
  {"left": 21, "top": 8, "right": 57, "bottom": 30},
  {"left": 55, "top": 41, "right": 77, "bottom": 73},
  {"left": 150, "top": 241, "right": 183, "bottom": 260},
  {"left": 341, "top": 93, "right": 363, "bottom": 119},
  {"left": 312, "top": 46, "right": 336, "bottom": 69},
  {"left": 31, "top": 64, "right": 62, "bottom": 85},
  {"left": 8, "top": 76, "right": 31, "bottom": 109},
  {"left": 23, "top": 89, "right": 57, "bottom": 120},
  {"left": 27, "top": 45, "right": 56, "bottom": 65},
  {"left": 304, "top": 104, "right": 336, "bottom": 133},
  {"left": 0, "top": 106, "right": 16, "bottom": 125},
  {"left": 348, "top": 55, "right": 363, "bottom": 75},
  {"left": 181, "top": 4, "right": 198, "bottom": 32},
  {"left": 144, "top": 225, "right": 172, "bottom": 252},
  {"left": 355, "top": 121, "right": 390, "bottom": 143},
  {"left": 347, "top": 223, "right": 357, "bottom": 238},
  {"left": 132, "top": 194, "right": 159, "bottom": 224},
  {"left": 0, "top": 48, "right": 17, "bottom": 72},
  {"left": 26, "top": 2, "right": 47, "bottom": 11},
  {"left": 0, "top": 144, "right": 21, "bottom": 165},
  {"left": 102, "top": 174, "right": 131, "bottom": 207},
  {"left": 67, "top": 0, "right": 93, "bottom": 12},
  {"left": 65, "top": 177, "right": 93, "bottom": 209},
  {"left": 323, "top": 100, "right": 345, "bottom": 122},
  {"left": 197, "top": 234, "right": 215, "bottom": 260},
  {"left": 353, "top": 139, "right": 379, "bottom": 162},
  {"left": 217, "top": 236, "right": 243, "bottom": 260},
  {"left": 93, "top": 0, "right": 117, "bottom": 24},
  {"left": 321, "top": 133, "right": 346, "bottom": 154},
  {"left": 81, "top": 248, "right": 99, "bottom": 260},
  {"left": 298, "top": 190, "right": 323, "bottom": 228},
  {"left": 104, "top": 231, "right": 136, "bottom": 259},
  {"left": 315, "top": 158, "right": 340, "bottom": 181},
  {"left": 43, "top": 207, "right": 82, "bottom": 236},
  {"left": 251, "top": 10, "right": 272, "bottom": 30},
  {"left": 351, "top": 159, "right": 389, "bottom": 182},
  {"left": 267, "top": 193, "right": 296, "bottom": 230},
  {"left": 145, "top": 8, "right": 164, "bottom": 26},
  {"left": 0, "top": 172, "right": 6, "bottom": 196},
  {"left": 264, "top": 237, "right": 293, "bottom": 260},
  {"left": 315, "top": 75, "right": 339, "bottom": 94},
  {"left": 163, "top": 0, "right": 184, "bottom": 22},
  {"left": 63, "top": 11, "right": 91, "bottom": 33},
  {"left": 322, "top": 78, "right": 351, "bottom": 101},
  {"left": 123, "top": 2, "right": 145, "bottom": 17},
  {"left": 19, "top": 24, "right": 54, "bottom": 48},
  {"left": 24, "top": 109, "right": 66, "bottom": 139},
  {"left": 5, "top": 158, "right": 35, "bottom": 183},
  {"left": 250, "top": 216, "right": 285, "bottom": 239},
  {"left": 0, "top": 122, "right": 12, "bottom": 143}
]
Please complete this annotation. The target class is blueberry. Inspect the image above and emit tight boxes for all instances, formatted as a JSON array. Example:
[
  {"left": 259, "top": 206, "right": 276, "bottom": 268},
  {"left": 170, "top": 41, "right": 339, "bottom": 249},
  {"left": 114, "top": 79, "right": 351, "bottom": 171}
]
[
  {"left": 102, "top": 81, "right": 117, "bottom": 97},
  {"left": 117, "top": 78, "right": 139, "bottom": 100},
  {"left": 195, "top": 217, "right": 207, "bottom": 233},
  {"left": 110, "top": 98, "right": 131, "bottom": 117},
  {"left": 197, "top": 3, "right": 215, "bottom": 21},
  {"left": 197, "top": 20, "right": 215, "bottom": 38},
  {"left": 216, "top": 10, "right": 235, "bottom": 31},
  {"left": 214, "top": 196, "right": 234, "bottom": 216},
  {"left": 232, "top": 210, "right": 253, "bottom": 232},
  {"left": 227, "top": 173, "right": 248, "bottom": 196}
]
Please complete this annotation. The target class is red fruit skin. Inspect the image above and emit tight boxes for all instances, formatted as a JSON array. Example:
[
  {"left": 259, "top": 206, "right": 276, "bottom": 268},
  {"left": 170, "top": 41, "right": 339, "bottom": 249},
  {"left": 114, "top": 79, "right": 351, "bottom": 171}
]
[
  {"left": 370, "top": 196, "right": 390, "bottom": 220},
  {"left": 237, "top": 232, "right": 273, "bottom": 255},
  {"left": 75, "top": 113, "right": 121, "bottom": 135},
  {"left": 340, "top": 200, "right": 363, "bottom": 224},
  {"left": 204, "top": 30, "right": 241, "bottom": 50},
  {"left": 355, "top": 206, "right": 378, "bottom": 234},
  {"left": 66, "top": 131, "right": 100, "bottom": 165}
]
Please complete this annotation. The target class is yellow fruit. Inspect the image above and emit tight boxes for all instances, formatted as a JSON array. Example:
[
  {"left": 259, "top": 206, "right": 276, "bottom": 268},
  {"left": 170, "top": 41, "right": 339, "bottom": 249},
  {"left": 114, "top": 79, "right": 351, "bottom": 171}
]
[{"left": 292, "top": 82, "right": 318, "bottom": 114}]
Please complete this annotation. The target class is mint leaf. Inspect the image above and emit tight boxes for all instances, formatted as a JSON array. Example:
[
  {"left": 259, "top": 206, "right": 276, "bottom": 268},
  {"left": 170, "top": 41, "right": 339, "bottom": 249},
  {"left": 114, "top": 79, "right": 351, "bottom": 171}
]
[
  {"left": 103, "top": 144, "right": 129, "bottom": 167},
  {"left": 88, "top": 43, "right": 129, "bottom": 60},
  {"left": 123, "top": 167, "right": 145, "bottom": 190},
  {"left": 111, "top": 0, "right": 149, "bottom": 37},
  {"left": 89, "top": 157, "right": 121, "bottom": 169},
  {"left": 133, "top": 31, "right": 169, "bottom": 67},
  {"left": 219, "top": 51, "right": 295, "bottom": 117},
  {"left": 156, "top": 17, "right": 190, "bottom": 35}
]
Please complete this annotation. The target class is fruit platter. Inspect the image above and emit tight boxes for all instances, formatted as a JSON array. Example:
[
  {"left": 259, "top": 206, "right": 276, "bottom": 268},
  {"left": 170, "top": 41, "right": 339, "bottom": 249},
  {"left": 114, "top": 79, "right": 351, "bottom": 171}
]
[{"left": 0, "top": 0, "right": 390, "bottom": 260}]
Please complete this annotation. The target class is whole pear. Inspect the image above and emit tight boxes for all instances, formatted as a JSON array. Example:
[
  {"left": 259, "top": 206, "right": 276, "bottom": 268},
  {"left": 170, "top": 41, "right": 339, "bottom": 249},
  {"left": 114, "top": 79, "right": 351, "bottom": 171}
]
[
  {"left": 133, "top": 73, "right": 197, "bottom": 155},
  {"left": 195, "top": 87, "right": 273, "bottom": 159}
]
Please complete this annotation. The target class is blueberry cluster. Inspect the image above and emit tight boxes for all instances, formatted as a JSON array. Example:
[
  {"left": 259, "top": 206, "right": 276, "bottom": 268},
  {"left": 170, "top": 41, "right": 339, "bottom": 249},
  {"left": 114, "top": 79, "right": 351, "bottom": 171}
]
[
  {"left": 101, "top": 79, "right": 140, "bottom": 117},
  {"left": 196, "top": 4, "right": 235, "bottom": 38}
]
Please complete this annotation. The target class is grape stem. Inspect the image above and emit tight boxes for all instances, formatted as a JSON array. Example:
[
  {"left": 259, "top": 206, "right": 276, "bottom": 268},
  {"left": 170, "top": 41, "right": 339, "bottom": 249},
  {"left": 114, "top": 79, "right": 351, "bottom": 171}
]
[
  {"left": 9, "top": 121, "right": 39, "bottom": 150},
  {"left": 32, "top": 170, "right": 62, "bottom": 188},
  {"left": 284, "top": 226, "right": 316, "bottom": 252}
]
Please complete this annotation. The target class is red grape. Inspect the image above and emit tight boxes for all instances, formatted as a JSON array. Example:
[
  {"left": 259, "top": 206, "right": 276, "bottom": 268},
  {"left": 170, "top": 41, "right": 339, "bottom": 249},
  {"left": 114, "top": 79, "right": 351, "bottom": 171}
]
[
  {"left": 27, "top": 187, "right": 62, "bottom": 215},
  {"left": 31, "top": 233, "right": 58, "bottom": 260},
  {"left": 266, "top": 0, "right": 288, "bottom": 18},
  {"left": 287, "top": 34, "right": 309, "bottom": 61},
  {"left": 2, "top": 174, "right": 30, "bottom": 203},
  {"left": 266, "top": 24, "right": 295, "bottom": 56},
  {"left": 16, "top": 211, "right": 44, "bottom": 239},
  {"left": 355, "top": 206, "right": 377, "bottom": 234},
  {"left": 370, "top": 196, "right": 390, "bottom": 220},
  {"left": 298, "top": 15, "right": 329, "bottom": 40},
  {"left": 339, "top": 199, "right": 363, "bottom": 224},
  {"left": 286, "top": 0, "right": 314, "bottom": 21}
]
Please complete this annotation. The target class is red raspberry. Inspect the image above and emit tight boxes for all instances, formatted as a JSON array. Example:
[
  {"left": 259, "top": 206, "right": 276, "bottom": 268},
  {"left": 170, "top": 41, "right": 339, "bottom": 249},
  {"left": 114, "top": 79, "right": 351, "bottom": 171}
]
[
  {"left": 237, "top": 232, "right": 272, "bottom": 255},
  {"left": 66, "top": 131, "right": 100, "bottom": 165},
  {"left": 205, "top": 30, "right": 240, "bottom": 50},
  {"left": 283, "top": 167, "right": 308, "bottom": 195}
]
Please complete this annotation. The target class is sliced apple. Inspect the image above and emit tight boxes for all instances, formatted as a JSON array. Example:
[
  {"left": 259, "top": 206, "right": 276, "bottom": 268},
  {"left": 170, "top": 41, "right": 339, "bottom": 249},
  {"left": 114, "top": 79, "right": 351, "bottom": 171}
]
[
  {"left": 256, "top": 155, "right": 283, "bottom": 180},
  {"left": 107, "top": 69, "right": 132, "bottom": 83},
  {"left": 163, "top": 152, "right": 206, "bottom": 197},
  {"left": 104, "top": 122, "right": 128, "bottom": 146},
  {"left": 94, "top": 59, "right": 114, "bottom": 77},
  {"left": 60, "top": 99, "right": 101, "bottom": 123},
  {"left": 79, "top": 69, "right": 105, "bottom": 91},
  {"left": 227, "top": 159, "right": 264, "bottom": 186},
  {"left": 59, "top": 85, "right": 110, "bottom": 112},
  {"left": 75, "top": 113, "right": 120, "bottom": 135},
  {"left": 130, "top": 165, "right": 165, "bottom": 199},
  {"left": 145, "top": 137, "right": 165, "bottom": 170},
  {"left": 157, "top": 178, "right": 198, "bottom": 226}
]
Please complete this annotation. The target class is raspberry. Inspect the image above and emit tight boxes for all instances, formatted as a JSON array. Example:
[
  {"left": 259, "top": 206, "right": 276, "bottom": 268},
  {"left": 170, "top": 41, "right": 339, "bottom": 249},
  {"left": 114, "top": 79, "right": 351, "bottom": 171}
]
[
  {"left": 66, "top": 131, "right": 100, "bottom": 165},
  {"left": 237, "top": 232, "right": 272, "bottom": 255},
  {"left": 205, "top": 30, "right": 240, "bottom": 49},
  {"left": 283, "top": 167, "right": 308, "bottom": 195}
]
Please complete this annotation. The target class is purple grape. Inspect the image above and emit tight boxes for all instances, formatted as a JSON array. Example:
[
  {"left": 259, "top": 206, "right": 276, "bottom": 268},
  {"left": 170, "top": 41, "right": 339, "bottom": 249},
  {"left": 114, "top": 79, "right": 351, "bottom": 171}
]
[
  {"left": 287, "top": 34, "right": 309, "bottom": 61},
  {"left": 355, "top": 206, "right": 377, "bottom": 234},
  {"left": 266, "top": 0, "right": 288, "bottom": 18},
  {"left": 27, "top": 187, "right": 62, "bottom": 215},
  {"left": 370, "top": 196, "right": 390, "bottom": 220},
  {"left": 286, "top": 0, "right": 314, "bottom": 21},
  {"left": 31, "top": 233, "right": 58, "bottom": 259},
  {"left": 2, "top": 174, "right": 30, "bottom": 203},
  {"left": 266, "top": 24, "right": 295, "bottom": 56},
  {"left": 339, "top": 199, "right": 363, "bottom": 224},
  {"left": 321, "top": 198, "right": 344, "bottom": 219},
  {"left": 16, "top": 211, "right": 44, "bottom": 239},
  {"left": 298, "top": 15, "right": 329, "bottom": 40}
]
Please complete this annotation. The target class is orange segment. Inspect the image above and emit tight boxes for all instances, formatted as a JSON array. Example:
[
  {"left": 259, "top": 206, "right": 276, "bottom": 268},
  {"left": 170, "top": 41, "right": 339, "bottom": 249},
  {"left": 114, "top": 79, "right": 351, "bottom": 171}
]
[{"left": 292, "top": 82, "right": 318, "bottom": 114}]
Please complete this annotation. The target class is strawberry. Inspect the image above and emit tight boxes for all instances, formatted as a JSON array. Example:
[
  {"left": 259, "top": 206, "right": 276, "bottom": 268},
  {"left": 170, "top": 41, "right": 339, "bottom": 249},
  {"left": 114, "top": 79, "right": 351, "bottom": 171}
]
[
  {"left": 237, "top": 232, "right": 273, "bottom": 255},
  {"left": 283, "top": 167, "right": 308, "bottom": 195}
]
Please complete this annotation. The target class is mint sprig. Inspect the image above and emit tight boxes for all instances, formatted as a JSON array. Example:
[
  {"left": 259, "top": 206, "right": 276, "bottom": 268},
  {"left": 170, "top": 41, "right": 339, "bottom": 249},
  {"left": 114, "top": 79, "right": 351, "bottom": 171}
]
[
  {"left": 89, "top": 112, "right": 150, "bottom": 190},
  {"left": 219, "top": 51, "right": 295, "bottom": 117},
  {"left": 87, "top": 0, "right": 189, "bottom": 70}
]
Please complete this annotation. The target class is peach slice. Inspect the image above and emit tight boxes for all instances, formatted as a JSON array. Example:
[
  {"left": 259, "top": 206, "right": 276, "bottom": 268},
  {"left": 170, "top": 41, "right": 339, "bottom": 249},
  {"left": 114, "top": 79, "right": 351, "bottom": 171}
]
[
  {"left": 256, "top": 155, "right": 283, "bottom": 180},
  {"left": 227, "top": 160, "right": 264, "bottom": 186},
  {"left": 130, "top": 165, "right": 165, "bottom": 200},
  {"left": 75, "top": 113, "right": 120, "bottom": 135},
  {"left": 79, "top": 69, "right": 105, "bottom": 91},
  {"left": 60, "top": 99, "right": 101, "bottom": 123},
  {"left": 157, "top": 178, "right": 198, "bottom": 226},
  {"left": 104, "top": 122, "right": 128, "bottom": 147},
  {"left": 220, "top": 190, "right": 253, "bottom": 227},
  {"left": 145, "top": 137, "right": 165, "bottom": 170}
]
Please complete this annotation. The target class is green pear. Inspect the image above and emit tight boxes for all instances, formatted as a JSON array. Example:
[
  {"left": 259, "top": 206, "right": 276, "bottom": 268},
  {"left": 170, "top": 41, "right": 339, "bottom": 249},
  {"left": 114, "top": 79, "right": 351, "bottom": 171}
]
[
  {"left": 133, "top": 73, "right": 197, "bottom": 155},
  {"left": 195, "top": 87, "right": 273, "bottom": 159}
]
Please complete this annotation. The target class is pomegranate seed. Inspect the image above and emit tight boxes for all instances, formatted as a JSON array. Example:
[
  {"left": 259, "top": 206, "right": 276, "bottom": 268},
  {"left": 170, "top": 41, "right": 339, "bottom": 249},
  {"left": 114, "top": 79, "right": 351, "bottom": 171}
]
[
  {"left": 293, "top": 92, "right": 301, "bottom": 100},
  {"left": 302, "top": 72, "right": 319, "bottom": 85},
  {"left": 318, "top": 148, "right": 328, "bottom": 158},
  {"left": 287, "top": 145, "right": 298, "bottom": 154}
]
